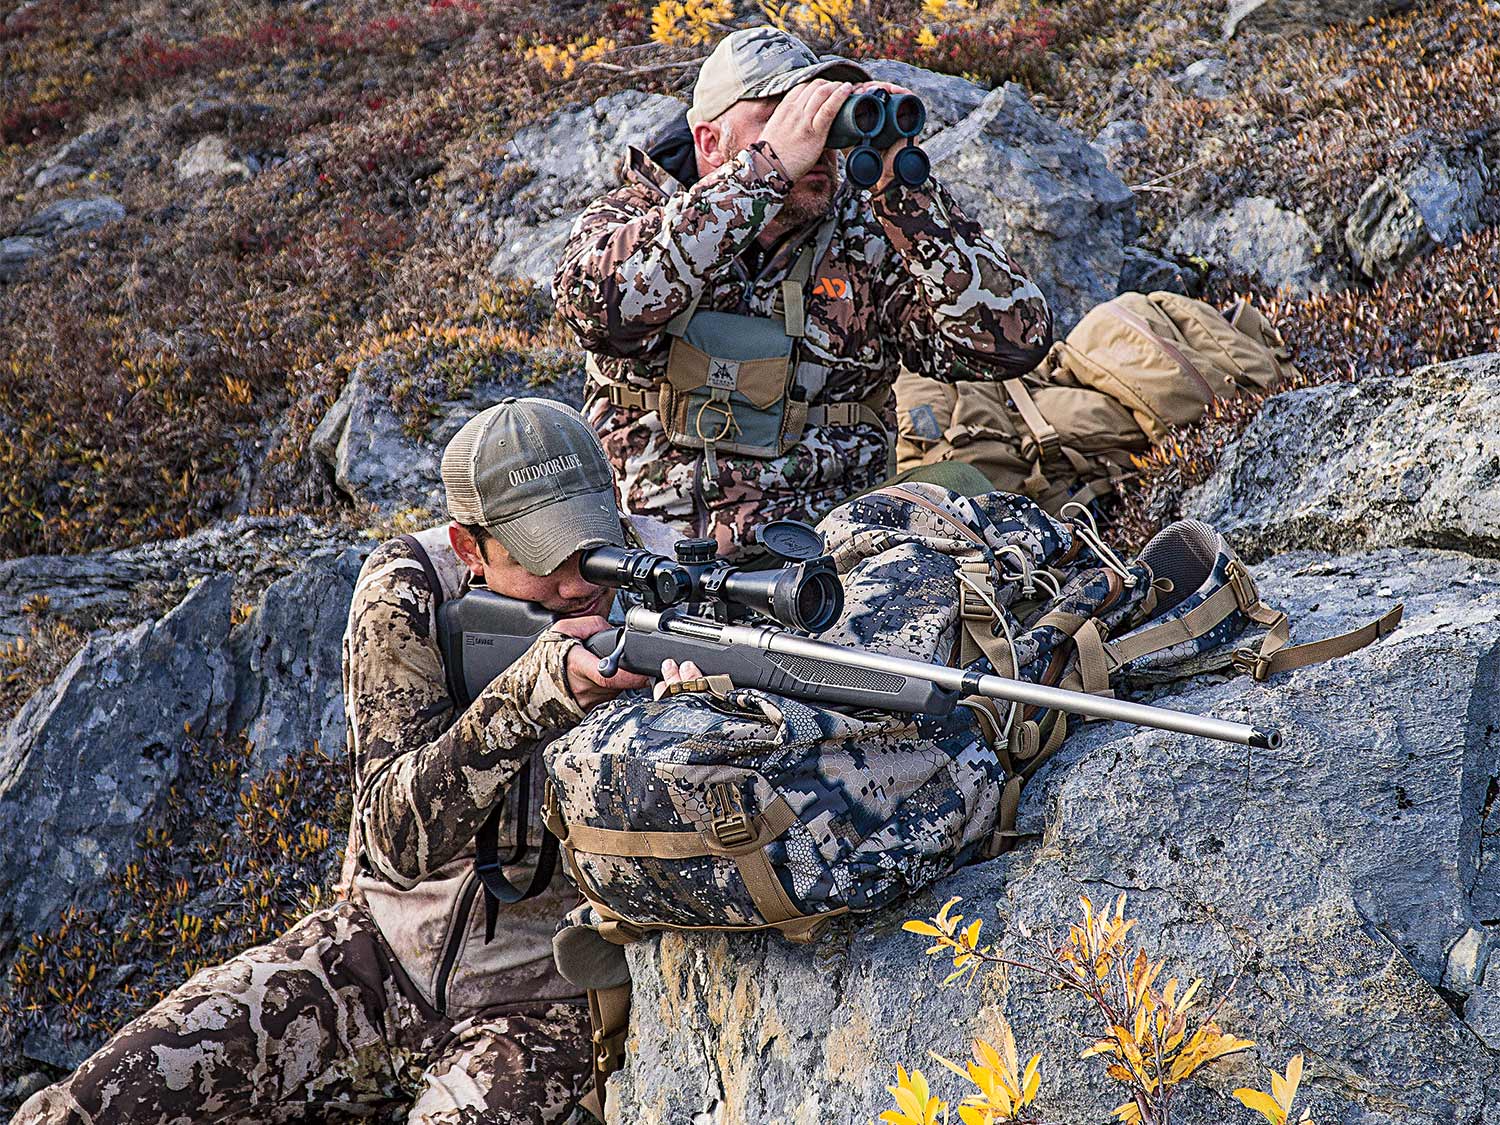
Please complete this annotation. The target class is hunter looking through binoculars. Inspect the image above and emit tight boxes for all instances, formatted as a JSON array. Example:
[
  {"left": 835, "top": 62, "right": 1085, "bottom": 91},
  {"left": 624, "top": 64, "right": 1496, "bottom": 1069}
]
[{"left": 553, "top": 25, "right": 1055, "bottom": 561}]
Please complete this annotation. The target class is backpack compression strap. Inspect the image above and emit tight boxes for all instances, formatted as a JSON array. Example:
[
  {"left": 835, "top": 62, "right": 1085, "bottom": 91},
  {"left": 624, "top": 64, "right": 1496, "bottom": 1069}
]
[{"left": 1102, "top": 559, "right": 1404, "bottom": 682}]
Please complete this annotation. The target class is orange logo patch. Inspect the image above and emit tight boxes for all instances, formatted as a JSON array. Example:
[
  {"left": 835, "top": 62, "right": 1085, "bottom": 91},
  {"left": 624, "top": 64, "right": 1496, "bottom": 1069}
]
[{"left": 812, "top": 277, "right": 849, "bottom": 299}]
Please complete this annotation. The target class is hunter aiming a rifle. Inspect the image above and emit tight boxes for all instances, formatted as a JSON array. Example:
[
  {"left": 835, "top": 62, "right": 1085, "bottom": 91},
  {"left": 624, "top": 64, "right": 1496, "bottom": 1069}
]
[
  {"left": 14, "top": 398, "right": 693, "bottom": 1124},
  {"left": 553, "top": 25, "right": 1054, "bottom": 559}
]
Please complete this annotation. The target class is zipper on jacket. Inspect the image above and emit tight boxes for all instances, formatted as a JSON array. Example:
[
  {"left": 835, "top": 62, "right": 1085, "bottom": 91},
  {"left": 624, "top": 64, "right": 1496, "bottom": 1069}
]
[{"left": 433, "top": 870, "right": 481, "bottom": 1015}]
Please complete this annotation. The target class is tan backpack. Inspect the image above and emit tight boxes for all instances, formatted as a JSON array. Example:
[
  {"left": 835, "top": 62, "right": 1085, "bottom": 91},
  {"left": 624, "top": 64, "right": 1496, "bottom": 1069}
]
[{"left": 895, "top": 292, "right": 1299, "bottom": 512}]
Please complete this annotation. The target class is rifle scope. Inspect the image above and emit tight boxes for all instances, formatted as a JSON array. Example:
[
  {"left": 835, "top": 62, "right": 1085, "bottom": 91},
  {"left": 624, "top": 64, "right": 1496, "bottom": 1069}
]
[
  {"left": 578, "top": 540, "right": 843, "bottom": 634},
  {"left": 825, "top": 90, "right": 929, "bottom": 190}
]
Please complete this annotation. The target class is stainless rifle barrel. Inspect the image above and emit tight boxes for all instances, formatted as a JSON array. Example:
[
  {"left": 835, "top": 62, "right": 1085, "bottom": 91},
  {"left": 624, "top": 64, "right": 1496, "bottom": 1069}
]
[{"left": 761, "top": 631, "right": 1279, "bottom": 750}]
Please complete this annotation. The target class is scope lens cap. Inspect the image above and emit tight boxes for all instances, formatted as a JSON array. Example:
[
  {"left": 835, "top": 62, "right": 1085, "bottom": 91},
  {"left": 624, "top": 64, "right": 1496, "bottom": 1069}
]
[{"left": 759, "top": 519, "right": 826, "bottom": 561}]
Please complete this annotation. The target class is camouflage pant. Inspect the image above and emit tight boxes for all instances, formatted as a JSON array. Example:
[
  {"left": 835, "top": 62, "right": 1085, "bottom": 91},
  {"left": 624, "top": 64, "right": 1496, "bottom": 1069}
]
[{"left": 13, "top": 902, "right": 592, "bottom": 1125}]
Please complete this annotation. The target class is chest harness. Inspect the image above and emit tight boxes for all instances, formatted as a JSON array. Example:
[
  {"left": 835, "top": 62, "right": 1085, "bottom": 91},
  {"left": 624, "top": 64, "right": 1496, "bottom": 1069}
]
[{"left": 586, "top": 221, "right": 894, "bottom": 480}]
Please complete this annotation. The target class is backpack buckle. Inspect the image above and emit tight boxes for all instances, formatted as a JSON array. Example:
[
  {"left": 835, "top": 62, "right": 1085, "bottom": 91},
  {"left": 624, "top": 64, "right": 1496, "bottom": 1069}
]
[
  {"left": 708, "top": 782, "right": 756, "bottom": 849},
  {"left": 1224, "top": 560, "right": 1261, "bottom": 613},
  {"left": 594, "top": 1026, "right": 626, "bottom": 1072},
  {"left": 959, "top": 585, "right": 995, "bottom": 622},
  {"left": 1232, "top": 648, "right": 1272, "bottom": 681},
  {"left": 958, "top": 561, "right": 996, "bottom": 621}
]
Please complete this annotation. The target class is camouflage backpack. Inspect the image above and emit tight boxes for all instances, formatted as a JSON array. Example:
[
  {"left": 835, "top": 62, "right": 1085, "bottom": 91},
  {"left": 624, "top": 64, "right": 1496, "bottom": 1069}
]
[{"left": 541, "top": 483, "right": 1399, "bottom": 944}]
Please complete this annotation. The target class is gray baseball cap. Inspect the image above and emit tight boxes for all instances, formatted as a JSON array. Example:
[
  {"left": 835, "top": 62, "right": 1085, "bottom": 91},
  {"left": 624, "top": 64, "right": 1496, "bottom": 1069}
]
[
  {"left": 687, "top": 26, "right": 870, "bottom": 128},
  {"left": 441, "top": 398, "right": 624, "bottom": 576}
]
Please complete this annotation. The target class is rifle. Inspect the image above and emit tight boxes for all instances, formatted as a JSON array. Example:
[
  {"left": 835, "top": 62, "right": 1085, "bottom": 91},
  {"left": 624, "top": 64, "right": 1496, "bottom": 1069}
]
[{"left": 438, "top": 522, "right": 1279, "bottom": 751}]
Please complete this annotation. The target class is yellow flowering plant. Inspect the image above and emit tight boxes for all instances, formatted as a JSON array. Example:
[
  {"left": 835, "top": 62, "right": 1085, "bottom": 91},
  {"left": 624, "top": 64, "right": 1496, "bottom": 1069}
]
[{"left": 886, "top": 894, "right": 1282, "bottom": 1125}]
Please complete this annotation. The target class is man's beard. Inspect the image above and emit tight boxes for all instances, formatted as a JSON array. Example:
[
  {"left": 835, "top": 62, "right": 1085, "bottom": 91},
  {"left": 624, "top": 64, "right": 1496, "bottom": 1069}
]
[{"left": 777, "top": 168, "right": 838, "bottom": 229}]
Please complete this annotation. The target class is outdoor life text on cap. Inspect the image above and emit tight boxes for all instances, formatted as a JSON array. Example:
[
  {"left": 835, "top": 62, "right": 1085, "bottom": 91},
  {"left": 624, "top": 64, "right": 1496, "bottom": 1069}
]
[
  {"left": 686, "top": 26, "right": 871, "bottom": 129},
  {"left": 441, "top": 398, "right": 624, "bottom": 576}
]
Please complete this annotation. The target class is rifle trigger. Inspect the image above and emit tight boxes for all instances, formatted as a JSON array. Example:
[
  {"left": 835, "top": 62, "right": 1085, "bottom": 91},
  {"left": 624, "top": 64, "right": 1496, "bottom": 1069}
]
[{"left": 597, "top": 630, "right": 629, "bottom": 679}]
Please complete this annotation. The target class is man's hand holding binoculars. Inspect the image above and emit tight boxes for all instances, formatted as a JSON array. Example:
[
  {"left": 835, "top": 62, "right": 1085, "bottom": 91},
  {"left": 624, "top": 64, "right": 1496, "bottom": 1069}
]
[{"left": 760, "top": 78, "right": 924, "bottom": 195}]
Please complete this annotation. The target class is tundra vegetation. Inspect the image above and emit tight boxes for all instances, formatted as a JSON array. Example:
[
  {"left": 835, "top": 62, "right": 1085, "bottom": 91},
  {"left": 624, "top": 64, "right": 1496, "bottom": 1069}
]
[{"left": 1, "top": 0, "right": 1496, "bottom": 1106}]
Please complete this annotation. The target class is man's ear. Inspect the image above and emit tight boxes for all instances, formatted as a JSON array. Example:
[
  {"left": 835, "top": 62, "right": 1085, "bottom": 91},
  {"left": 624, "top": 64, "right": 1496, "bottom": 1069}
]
[
  {"left": 692, "top": 121, "right": 730, "bottom": 175},
  {"left": 448, "top": 523, "right": 486, "bottom": 579}
]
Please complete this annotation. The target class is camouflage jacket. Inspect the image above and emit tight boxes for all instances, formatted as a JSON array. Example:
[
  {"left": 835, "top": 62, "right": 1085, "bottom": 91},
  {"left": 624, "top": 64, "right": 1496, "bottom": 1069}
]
[
  {"left": 552, "top": 138, "right": 1053, "bottom": 555},
  {"left": 338, "top": 525, "right": 585, "bottom": 1016}
]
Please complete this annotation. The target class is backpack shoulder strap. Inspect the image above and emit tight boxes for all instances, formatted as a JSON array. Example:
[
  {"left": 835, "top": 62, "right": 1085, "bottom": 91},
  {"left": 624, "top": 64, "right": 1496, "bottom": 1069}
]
[
  {"left": 401, "top": 534, "right": 559, "bottom": 932},
  {"left": 400, "top": 533, "right": 466, "bottom": 711}
]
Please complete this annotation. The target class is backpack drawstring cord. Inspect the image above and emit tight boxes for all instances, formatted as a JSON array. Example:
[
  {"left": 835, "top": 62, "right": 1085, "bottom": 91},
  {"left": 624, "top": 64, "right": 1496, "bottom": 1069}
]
[{"left": 1060, "top": 501, "right": 1138, "bottom": 588}]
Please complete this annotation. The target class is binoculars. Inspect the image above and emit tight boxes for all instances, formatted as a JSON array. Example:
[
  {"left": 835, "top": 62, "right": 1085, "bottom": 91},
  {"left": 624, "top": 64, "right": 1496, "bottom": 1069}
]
[
  {"left": 577, "top": 530, "right": 844, "bottom": 634},
  {"left": 826, "top": 89, "right": 930, "bottom": 190}
]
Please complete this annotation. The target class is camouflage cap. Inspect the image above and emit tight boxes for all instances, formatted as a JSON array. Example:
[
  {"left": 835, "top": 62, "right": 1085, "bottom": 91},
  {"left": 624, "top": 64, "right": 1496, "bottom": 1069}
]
[
  {"left": 687, "top": 26, "right": 870, "bottom": 128},
  {"left": 441, "top": 398, "right": 624, "bottom": 576}
]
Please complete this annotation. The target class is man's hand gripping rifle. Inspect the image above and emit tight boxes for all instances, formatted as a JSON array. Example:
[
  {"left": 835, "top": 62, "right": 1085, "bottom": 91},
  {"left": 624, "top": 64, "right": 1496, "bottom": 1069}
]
[{"left": 439, "top": 522, "right": 1279, "bottom": 750}]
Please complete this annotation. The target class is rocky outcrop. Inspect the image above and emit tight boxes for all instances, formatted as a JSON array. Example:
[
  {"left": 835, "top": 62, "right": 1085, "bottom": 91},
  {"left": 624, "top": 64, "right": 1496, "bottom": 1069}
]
[
  {"left": 0, "top": 524, "right": 368, "bottom": 954},
  {"left": 482, "top": 90, "right": 685, "bottom": 285},
  {"left": 0, "top": 578, "right": 236, "bottom": 956},
  {"left": 612, "top": 544, "right": 1500, "bottom": 1123},
  {"left": 1167, "top": 196, "right": 1328, "bottom": 296},
  {"left": 0, "top": 515, "right": 355, "bottom": 646},
  {"left": 1223, "top": 0, "right": 1418, "bottom": 39},
  {"left": 174, "top": 134, "right": 252, "bottom": 181},
  {"left": 226, "top": 548, "right": 365, "bottom": 778},
  {"left": 1184, "top": 352, "right": 1500, "bottom": 561},
  {"left": 16, "top": 197, "right": 125, "bottom": 240},
  {"left": 1344, "top": 143, "right": 1486, "bottom": 279},
  {"left": 924, "top": 82, "right": 1136, "bottom": 333},
  {"left": 309, "top": 351, "right": 584, "bottom": 516},
  {"left": 0, "top": 236, "right": 46, "bottom": 282}
]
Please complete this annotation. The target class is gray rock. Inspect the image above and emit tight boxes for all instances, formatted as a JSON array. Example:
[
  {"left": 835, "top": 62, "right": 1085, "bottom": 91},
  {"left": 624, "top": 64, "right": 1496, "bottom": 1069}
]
[
  {"left": 1184, "top": 353, "right": 1500, "bottom": 561},
  {"left": 1092, "top": 118, "right": 1146, "bottom": 176},
  {"left": 33, "top": 163, "right": 84, "bottom": 188},
  {"left": 0, "top": 235, "right": 46, "bottom": 282},
  {"left": 613, "top": 545, "right": 1500, "bottom": 1123},
  {"left": 1172, "top": 58, "right": 1230, "bottom": 99},
  {"left": 858, "top": 58, "right": 986, "bottom": 129},
  {"left": 487, "top": 91, "right": 686, "bottom": 287},
  {"left": 310, "top": 352, "right": 585, "bottom": 516},
  {"left": 1118, "top": 245, "right": 1200, "bottom": 296},
  {"left": 174, "top": 134, "right": 252, "bottom": 181},
  {"left": 1345, "top": 144, "right": 1485, "bottom": 279},
  {"left": 0, "top": 516, "right": 356, "bottom": 647},
  {"left": 3, "top": 1073, "right": 51, "bottom": 1106},
  {"left": 1168, "top": 195, "right": 1328, "bottom": 296},
  {"left": 40, "top": 123, "right": 120, "bottom": 171},
  {"left": 1468, "top": 952, "right": 1500, "bottom": 1049},
  {"left": 1224, "top": 0, "right": 1417, "bottom": 39},
  {"left": 227, "top": 548, "right": 365, "bottom": 777},
  {"left": 16, "top": 197, "right": 125, "bottom": 240},
  {"left": 0, "top": 578, "right": 236, "bottom": 954},
  {"left": 925, "top": 83, "right": 1137, "bottom": 333}
]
